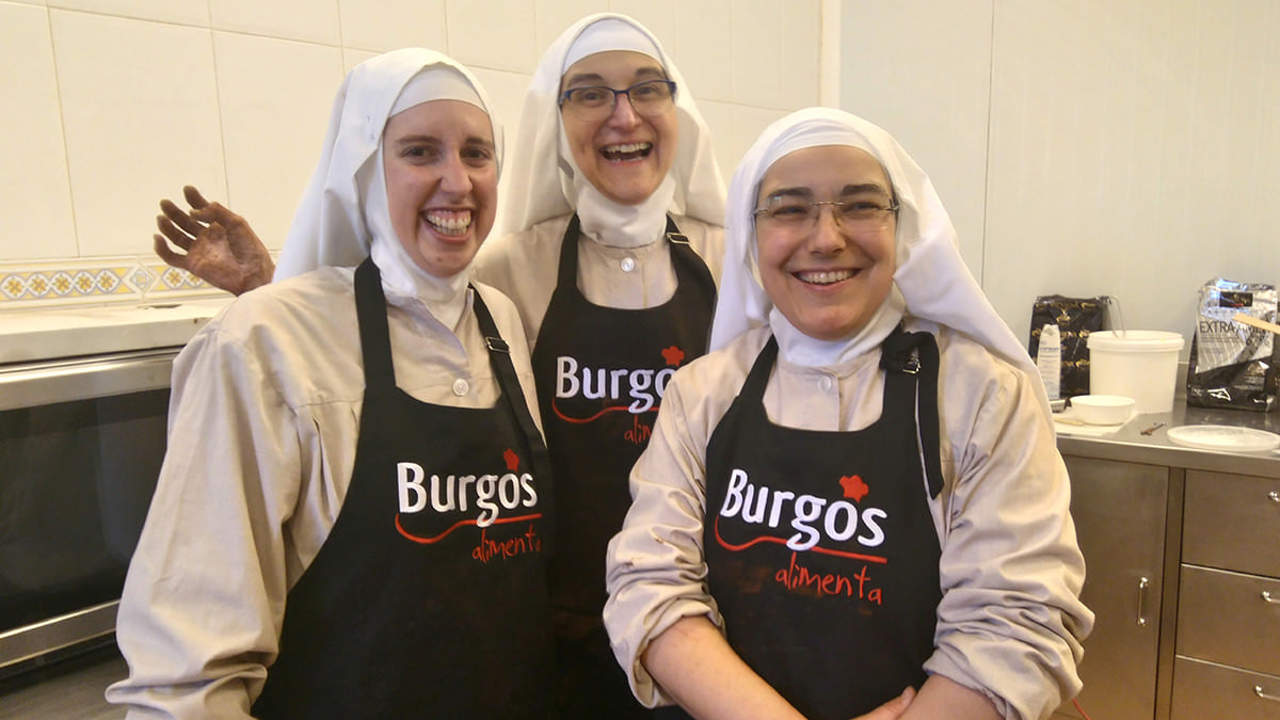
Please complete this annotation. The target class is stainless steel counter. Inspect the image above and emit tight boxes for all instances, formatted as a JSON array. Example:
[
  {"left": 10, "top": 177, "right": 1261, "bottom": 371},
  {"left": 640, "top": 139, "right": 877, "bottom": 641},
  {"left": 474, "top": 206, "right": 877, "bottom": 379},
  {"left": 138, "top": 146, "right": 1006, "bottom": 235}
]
[{"left": 1057, "top": 401, "right": 1280, "bottom": 477}]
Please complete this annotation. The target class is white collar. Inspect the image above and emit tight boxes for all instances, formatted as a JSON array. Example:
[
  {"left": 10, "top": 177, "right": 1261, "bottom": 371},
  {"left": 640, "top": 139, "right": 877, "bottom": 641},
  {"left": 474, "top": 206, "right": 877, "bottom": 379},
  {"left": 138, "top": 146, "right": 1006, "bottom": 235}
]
[
  {"left": 573, "top": 174, "right": 675, "bottom": 248},
  {"left": 769, "top": 287, "right": 905, "bottom": 372}
]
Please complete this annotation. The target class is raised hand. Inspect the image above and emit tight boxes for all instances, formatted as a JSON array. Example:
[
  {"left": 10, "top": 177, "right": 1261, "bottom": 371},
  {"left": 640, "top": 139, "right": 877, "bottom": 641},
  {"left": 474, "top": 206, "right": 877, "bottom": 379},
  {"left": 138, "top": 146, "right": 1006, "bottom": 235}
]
[{"left": 153, "top": 186, "right": 274, "bottom": 296}]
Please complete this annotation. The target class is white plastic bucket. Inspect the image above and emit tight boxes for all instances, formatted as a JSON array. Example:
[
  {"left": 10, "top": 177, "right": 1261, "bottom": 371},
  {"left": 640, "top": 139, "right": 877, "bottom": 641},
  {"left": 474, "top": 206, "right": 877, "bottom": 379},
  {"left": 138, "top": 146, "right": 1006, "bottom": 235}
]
[{"left": 1087, "top": 331, "right": 1185, "bottom": 413}]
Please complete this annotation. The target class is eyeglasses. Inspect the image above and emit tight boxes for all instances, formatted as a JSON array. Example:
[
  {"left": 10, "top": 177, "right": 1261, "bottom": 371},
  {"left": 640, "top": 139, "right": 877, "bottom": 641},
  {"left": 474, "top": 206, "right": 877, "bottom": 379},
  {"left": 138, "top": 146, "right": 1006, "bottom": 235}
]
[
  {"left": 558, "top": 79, "right": 677, "bottom": 120},
  {"left": 752, "top": 196, "right": 899, "bottom": 233}
]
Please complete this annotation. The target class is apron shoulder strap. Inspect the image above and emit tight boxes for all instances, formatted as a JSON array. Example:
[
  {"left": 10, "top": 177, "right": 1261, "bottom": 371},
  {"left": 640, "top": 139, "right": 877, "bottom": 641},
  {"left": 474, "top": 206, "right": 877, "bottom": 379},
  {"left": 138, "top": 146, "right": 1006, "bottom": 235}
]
[
  {"left": 469, "top": 286, "right": 554, "bottom": 505},
  {"left": 354, "top": 258, "right": 396, "bottom": 392},
  {"left": 880, "top": 327, "right": 945, "bottom": 499},
  {"left": 557, "top": 214, "right": 583, "bottom": 284},
  {"left": 739, "top": 335, "right": 779, "bottom": 403},
  {"left": 664, "top": 214, "right": 718, "bottom": 315}
]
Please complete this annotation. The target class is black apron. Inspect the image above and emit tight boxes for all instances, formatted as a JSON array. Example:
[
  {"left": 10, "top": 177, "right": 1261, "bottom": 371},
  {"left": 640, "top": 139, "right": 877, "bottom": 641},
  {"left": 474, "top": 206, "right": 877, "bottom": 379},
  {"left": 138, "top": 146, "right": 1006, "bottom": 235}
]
[
  {"left": 696, "top": 328, "right": 944, "bottom": 720},
  {"left": 530, "top": 215, "right": 716, "bottom": 718},
  {"left": 253, "top": 258, "right": 556, "bottom": 719}
]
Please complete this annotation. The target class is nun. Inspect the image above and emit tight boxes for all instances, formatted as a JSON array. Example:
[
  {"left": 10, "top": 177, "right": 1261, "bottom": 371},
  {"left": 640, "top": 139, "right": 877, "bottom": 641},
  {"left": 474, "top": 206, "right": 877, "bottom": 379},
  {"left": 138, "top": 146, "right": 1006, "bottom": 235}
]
[
  {"left": 107, "top": 49, "right": 555, "bottom": 719},
  {"left": 603, "top": 108, "right": 1093, "bottom": 720},
  {"left": 472, "top": 14, "right": 724, "bottom": 716}
]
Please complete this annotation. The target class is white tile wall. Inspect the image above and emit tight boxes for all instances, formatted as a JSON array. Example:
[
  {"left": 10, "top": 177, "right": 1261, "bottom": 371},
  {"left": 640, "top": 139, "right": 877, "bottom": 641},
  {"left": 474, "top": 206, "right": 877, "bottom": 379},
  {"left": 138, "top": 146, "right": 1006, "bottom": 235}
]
[
  {"left": 0, "top": 2, "right": 77, "bottom": 261},
  {"left": 213, "top": 32, "right": 343, "bottom": 251},
  {"left": 209, "top": 0, "right": 339, "bottom": 45},
  {"left": 730, "top": 0, "right": 781, "bottom": 109},
  {"left": 609, "top": 0, "right": 675, "bottom": 51},
  {"left": 337, "top": 0, "right": 445, "bottom": 54},
  {"left": 983, "top": 0, "right": 1280, "bottom": 344},
  {"left": 49, "top": 0, "right": 208, "bottom": 26},
  {"left": 343, "top": 47, "right": 378, "bottom": 74},
  {"left": 1, "top": 0, "right": 823, "bottom": 303},
  {"left": 51, "top": 9, "right": 226, "bottom": 258},
  {"left": 698, "top": 99, "right": 786, "bottom": 183},
  {"left": 533, "top": 0, "right": 598, "bottom": 54},
  {"left": 671, "top": 0, "right": 733, "bottom": 104},
  {"left": 446, "top": 0, "right": 538, "bottom": 73},
  {"left": 839, "top": 0, "right": 993, "bottom": 281},
  {"left": 775, "top": 1, "right": 820, "bottom": 111},
  {"left": 471, "top": 67, "right": 534, "bottom": 153}
]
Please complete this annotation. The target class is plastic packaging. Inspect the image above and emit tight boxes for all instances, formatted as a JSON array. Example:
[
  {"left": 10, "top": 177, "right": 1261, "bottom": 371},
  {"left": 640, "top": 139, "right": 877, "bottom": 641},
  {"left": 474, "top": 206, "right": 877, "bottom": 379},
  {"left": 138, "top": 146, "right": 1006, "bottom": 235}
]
[
  {"left": 1036, "top": 323, "right": 1061, "bottom": 400},
  {"left": 1186, "top": 278, "right": 1278, "bottom": 412}
]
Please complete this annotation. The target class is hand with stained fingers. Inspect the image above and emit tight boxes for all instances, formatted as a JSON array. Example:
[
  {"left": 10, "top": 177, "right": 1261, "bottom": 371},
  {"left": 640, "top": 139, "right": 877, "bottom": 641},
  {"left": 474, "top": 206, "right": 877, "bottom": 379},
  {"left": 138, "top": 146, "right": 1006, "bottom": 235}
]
[{"left": 154, "top": 185, "right": 275, "bottom": 296}]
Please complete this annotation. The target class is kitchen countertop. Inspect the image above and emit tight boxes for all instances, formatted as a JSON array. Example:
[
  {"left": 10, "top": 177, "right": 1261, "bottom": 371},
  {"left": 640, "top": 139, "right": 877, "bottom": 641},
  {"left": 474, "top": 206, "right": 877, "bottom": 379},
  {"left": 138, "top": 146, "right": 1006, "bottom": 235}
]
[
  {"left": 1056, "top": 399, "right": 1280, "bottom": 476},
  {"left": 0, "top": 299, "right": 230, "bottom": 365}
]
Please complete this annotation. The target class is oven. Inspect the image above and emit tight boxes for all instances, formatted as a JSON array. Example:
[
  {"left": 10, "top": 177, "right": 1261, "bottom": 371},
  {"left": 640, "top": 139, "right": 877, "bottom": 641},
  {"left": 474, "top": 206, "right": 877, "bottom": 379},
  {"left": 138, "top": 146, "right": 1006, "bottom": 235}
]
[{"left": 0, "top": 346, "right": 176, "bottom": 676}]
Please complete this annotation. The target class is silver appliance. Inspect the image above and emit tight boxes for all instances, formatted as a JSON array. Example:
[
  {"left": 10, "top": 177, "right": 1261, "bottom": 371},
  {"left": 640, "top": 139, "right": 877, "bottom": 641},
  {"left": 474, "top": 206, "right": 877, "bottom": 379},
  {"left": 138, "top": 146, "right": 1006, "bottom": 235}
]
[{"left": 0, "top": 346, "right": 176, "bottom": 674}]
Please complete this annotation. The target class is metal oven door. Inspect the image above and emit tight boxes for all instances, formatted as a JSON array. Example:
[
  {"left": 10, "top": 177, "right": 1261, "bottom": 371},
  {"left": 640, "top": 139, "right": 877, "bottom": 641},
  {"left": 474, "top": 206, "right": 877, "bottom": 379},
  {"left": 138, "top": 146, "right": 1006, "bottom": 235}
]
[{"left": 0, "top": 349, "right": 175, "bottom": 672}]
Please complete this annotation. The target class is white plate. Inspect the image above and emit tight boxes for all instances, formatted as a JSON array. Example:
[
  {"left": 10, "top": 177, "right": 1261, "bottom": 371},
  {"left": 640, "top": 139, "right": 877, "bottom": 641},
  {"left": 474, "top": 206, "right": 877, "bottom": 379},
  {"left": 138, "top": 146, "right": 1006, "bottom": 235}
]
[{"left": 1166, "top": 425, "right": 1280, "bottom": 453}]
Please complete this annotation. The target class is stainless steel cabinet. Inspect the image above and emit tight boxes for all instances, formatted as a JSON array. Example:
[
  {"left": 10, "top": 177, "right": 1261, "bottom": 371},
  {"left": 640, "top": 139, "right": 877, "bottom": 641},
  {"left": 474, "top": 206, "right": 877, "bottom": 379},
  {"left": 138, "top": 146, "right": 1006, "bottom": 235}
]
[
  {"left": 1054, "top": 456, "right": 1172, "bottom": 720},
  {"left": 1171, "top": 469, "right": 1280, "bottom": 719}
]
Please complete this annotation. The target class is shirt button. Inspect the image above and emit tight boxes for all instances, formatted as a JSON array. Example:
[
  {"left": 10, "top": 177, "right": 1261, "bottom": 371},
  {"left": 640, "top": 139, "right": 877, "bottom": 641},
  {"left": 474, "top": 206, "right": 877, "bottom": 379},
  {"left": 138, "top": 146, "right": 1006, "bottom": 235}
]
[
  {"left": 819, "top": 376, "right": 834, "bottom": 393},
  {"left": 452, "top": 378, "right": 470, "bottom": 396},
  {"left": 620, "top": 256, "right": 637, "bottom": 273}
]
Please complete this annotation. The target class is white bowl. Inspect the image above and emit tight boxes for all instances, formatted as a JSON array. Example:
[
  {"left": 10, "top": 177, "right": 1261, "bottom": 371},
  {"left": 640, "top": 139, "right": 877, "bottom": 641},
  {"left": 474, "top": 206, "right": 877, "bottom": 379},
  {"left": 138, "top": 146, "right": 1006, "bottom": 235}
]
[{"left": 1071, "top": 394, "right": 1136, "bottom": 425}]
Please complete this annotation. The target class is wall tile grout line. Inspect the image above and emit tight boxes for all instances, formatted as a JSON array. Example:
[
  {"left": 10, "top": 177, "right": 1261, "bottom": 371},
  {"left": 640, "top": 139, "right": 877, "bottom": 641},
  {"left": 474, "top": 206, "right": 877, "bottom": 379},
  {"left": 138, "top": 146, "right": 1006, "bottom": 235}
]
[
  {"left": 209, "top": 27, "right": 232, "bottom": 220},
  {"left": 979, "top": 0, "right": 997, "bottom": 289},
  {"left": 45, "top": 7, "right": 82, "bottom": 260}
]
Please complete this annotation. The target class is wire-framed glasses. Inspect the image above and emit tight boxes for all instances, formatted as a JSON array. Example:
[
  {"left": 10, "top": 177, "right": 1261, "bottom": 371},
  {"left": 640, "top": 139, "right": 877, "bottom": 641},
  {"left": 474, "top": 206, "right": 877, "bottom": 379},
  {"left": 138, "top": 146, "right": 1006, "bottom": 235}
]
[
  {"left": 752, "top": 192, "right": 899, "bottom": 233},
  {"left": 559, "top": 79, "right": 677, "bottom": 120}
]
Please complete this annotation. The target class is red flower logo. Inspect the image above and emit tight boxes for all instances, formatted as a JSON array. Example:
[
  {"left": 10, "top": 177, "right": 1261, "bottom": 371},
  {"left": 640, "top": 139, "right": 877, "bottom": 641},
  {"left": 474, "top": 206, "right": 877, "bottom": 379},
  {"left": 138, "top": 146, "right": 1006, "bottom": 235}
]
[
  {"left": 661, "top": 345, "right": 686, "bottom": 367},
  {"left": 839, "top": 475, "right": 869, "bottom": 502},
  {"left": 503, "top": 448, "right": 519, "bottom": 472}
]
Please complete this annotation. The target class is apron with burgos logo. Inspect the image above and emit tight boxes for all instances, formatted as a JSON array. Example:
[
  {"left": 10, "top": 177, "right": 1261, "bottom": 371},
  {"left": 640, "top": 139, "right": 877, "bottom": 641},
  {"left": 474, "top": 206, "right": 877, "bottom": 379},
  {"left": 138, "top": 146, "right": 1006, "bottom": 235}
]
[
  {"left": 698, "top": 328, "right": 945, "bottom": 720},
  {"left": 531, "top": 214, "right": 715, "bottom": 716},
  {"left": 252, "top": 258, "right": 555, "bottom": 720}
]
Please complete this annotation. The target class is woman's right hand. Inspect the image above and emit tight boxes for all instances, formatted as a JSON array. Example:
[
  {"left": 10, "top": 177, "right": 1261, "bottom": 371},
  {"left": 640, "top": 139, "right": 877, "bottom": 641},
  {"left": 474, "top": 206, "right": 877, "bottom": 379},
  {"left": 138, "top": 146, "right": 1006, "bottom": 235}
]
[
  {"left": 153, "top": 185, "right": 274, "bottom": 296},
  {"left": 848, "top": 687, "right": 915, "bottom": 720}
]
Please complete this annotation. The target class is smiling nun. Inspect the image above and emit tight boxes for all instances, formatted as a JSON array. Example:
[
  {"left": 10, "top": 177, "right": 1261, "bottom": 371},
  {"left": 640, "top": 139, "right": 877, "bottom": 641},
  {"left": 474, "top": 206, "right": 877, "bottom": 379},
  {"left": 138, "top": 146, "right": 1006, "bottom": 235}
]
[
  {"left": 107, "top": 49, "right": 556, "bottom": 719},
  {"left": 471, "top": 13, "right": 726, "bottom": 717},
  {"left": 603, "top": 108, "right": 1093, "bottom": 720}
]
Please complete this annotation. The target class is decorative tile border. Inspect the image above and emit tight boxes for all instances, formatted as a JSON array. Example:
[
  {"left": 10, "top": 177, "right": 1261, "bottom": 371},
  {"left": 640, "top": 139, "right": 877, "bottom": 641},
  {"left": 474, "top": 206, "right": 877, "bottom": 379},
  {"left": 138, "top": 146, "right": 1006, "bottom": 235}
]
[{"left": 0, "top": 255, "right": 262, "bottom": 310}]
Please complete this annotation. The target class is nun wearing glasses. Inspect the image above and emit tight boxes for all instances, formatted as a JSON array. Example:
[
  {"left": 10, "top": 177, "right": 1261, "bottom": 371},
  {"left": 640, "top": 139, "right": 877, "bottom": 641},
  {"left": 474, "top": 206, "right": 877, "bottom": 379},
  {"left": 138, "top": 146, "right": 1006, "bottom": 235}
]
[
  {"left": 603, "top": 108, "right": 1092, "bottom": 720},
  {"left": 471, "top": 14, "right": 724, "bottom": 716}
]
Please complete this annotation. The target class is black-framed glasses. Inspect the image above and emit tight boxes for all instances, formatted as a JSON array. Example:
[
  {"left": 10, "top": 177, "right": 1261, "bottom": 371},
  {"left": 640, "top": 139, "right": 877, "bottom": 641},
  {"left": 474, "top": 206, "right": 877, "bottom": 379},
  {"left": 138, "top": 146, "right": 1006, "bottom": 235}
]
[
  {"left": 753, "top": 197, "right": 900, "bottom": 233},
  {"left": 558, "top": 79, "right": 677, "bottom": 119}
]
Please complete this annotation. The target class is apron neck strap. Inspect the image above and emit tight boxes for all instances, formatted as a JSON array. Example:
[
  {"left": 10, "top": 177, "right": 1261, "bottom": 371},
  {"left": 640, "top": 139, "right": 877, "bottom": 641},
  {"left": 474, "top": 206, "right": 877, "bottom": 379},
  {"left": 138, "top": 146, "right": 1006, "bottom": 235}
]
[
  {"left": 879, "top": 327, "right": 944, "bottom": 498},
  {"left": 469, "top": 285, "right": 554, "bottom": 507},
  {"left": 355, "top": 258, "right": 397, "bottom": 392}
]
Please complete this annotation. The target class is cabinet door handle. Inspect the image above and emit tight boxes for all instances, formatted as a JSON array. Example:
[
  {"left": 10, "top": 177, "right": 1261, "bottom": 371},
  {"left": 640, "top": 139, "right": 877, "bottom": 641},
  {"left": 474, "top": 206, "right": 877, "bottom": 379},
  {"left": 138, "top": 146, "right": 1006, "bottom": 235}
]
[
  {"left": 1264, "top": 590, "right": 1280, "bottom": 605},
  {"left": 1136, "top": 576, "right": 1150, "bottom": 627},
  {"left": 1257, "top": 685, "right": 1280, "bottom": 702},
  {"left": 1270, "top": 490, "right": 1279, "bottom": 503}
]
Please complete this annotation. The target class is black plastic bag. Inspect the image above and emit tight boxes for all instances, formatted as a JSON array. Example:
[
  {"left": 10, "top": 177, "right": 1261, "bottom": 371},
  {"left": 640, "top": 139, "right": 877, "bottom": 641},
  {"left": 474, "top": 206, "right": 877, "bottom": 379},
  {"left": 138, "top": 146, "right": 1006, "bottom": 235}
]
[{"left": 1028, "top": 295, "right": 1107, "bottom": 398}]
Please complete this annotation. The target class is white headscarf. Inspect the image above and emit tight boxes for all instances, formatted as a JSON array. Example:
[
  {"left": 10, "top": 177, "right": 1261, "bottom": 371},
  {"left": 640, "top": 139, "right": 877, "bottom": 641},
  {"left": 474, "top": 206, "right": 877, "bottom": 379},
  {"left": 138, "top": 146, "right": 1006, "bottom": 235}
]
[
  {"left": 710, "top": 107, "right": 1048, "bottom": 414},
  {"left": 274, "top": 48, "right": 503, "bottom": 328},
  {"left": 500, "top": 13, "right": 724, "bottom": 247}
]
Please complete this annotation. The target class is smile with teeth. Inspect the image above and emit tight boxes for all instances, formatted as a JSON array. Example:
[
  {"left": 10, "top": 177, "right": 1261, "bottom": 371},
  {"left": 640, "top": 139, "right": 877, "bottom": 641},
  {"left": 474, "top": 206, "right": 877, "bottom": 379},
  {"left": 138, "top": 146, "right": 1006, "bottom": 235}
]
[
  {"left": 600, "top": 142, "right": 653, "bottom": 161},
  {"left": 423, "top": 209, "right": 472, "bottom": 237},
  {"left": 794, "top": 269, "right": 857, "bottom": 285}
]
